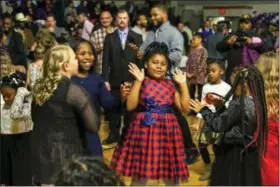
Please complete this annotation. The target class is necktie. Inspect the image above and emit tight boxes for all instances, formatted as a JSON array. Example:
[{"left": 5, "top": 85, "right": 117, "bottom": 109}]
[{"left": 121, "top": 32, "right": 126, "bottom": 49}]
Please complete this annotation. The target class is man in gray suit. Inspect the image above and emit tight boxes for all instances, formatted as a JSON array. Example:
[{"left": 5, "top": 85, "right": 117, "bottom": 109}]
[
  {"left": 207, "top": 21, "right": 228, "bottom": 80},
  {"left": 207, "top": 21, "right": 228, "bottom": 62}
]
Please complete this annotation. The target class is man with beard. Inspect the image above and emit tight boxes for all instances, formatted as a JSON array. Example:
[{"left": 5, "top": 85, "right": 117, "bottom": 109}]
[
  {"left": 1, "top": 14, "right": 27, "bottom": 72},
  {"left": 138, "top": 4, "right": 183, "bottom": 67},
  {"left": 134, "top": 4, "right": 200, "bottom": 165},
  {"left": 132, "top": 13, "right": 148, "bottom": 42},
  {"left": 102, "top": 10, "right": 142, "bottom": 144},
  {"left": 91, "top": 11, "right": 115, "bottom": 74}
]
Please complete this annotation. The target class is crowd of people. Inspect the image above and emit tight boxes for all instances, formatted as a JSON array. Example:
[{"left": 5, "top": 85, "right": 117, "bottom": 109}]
[{"left": 0, "top": 0, "right": 279, "bottom": 186}]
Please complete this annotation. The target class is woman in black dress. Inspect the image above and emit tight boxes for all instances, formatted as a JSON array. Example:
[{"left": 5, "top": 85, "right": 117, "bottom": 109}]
[{"left": 31, "top": 45, "right": 100, "bottom": 185}]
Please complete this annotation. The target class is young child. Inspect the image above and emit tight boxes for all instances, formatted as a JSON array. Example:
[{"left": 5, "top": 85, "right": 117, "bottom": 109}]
[
  {"left": 186, "top": 32, "right": 208, "bottom": 101},
  {"left": 192, "top": 61, "right": 231, "bottom": 181},
  {"left": 190, "top": 66, "right": 268, "bottom": 186},
  {"left": 111, "top": 42, "right": 190, "bottom": 185},
  {"left": 71, "top": 39, "right": 119, "bottom": 157},
  {"left": 256, "top": 52, "right": 279, "bottom": 186},
  {"left": 0, "top": 72, "right": 33, "bottom": 185}
]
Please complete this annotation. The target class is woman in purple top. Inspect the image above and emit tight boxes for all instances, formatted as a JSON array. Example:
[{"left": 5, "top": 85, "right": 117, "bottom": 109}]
[{"left": 71, "top": 39, "right": 119, "bottom": 157}]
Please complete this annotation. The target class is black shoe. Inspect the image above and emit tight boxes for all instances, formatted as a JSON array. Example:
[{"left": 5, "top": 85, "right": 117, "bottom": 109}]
[
  {"left": 186, "top": 149, "right": 200, "bottom": 165},
  {"left": 102, "top": 135, "right": 118, "bottom": 145}
]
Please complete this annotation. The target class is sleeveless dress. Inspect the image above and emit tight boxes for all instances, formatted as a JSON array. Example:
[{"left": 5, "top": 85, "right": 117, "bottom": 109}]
[{"left": 111, "top": 78, "right": 189, "bottom": 181}]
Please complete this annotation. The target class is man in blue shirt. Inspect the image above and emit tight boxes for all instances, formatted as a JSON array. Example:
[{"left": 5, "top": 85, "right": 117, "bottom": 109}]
[{"left": 137, "top": 4, "right": 184, "bottom": 68}]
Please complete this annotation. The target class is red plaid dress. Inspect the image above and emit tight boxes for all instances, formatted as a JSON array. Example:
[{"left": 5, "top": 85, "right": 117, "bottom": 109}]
[{"left": 111, "top": 78, "right": 189, "bottom": 181}]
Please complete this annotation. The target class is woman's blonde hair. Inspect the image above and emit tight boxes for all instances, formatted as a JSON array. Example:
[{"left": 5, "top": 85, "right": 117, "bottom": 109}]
[
  {"left": 33, "top": 45, "right": 75, "bottom": 105},
  {"left": 0, "top": 50, "right": 15, "bottom": 78},
  {"left": 256, "top": 52, "right": 279, "bottom": 120}
]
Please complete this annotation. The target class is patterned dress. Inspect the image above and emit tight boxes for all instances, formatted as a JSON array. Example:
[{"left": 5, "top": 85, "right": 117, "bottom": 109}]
[{"left": 111, "top": 78, "right": 189, "bottom": 181}]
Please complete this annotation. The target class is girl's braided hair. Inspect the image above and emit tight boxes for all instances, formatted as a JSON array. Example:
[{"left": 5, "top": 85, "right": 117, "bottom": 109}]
[
  {"left": 0, "top": 72, "right": 26, "bottom": 89},
  {"left": 224, "top": 66, "right": 268, "bottom": 158}
]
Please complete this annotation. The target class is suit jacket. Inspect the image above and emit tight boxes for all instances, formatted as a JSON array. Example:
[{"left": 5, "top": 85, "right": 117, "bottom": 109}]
[
  {"left": 102, "top": 29, "right": 142, "bottom": 89},
  {"left": 6, "top": 30, "right": 27, "bottom": 68},
  {"left": 207, "top": 32, "right": 226, "bottom": 60}
]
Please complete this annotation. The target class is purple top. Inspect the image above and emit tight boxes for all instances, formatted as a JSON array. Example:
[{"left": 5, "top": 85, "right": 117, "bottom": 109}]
[{"left": 241, "top": 37, "right": 263, "bottom": 66}]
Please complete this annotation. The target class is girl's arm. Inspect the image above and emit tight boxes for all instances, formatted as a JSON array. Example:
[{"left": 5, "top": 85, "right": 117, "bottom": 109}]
[
  {"left": 174, "top": 82, "right": 190, "bottom": 113},
  {"left": 190, "top": 99, "right": 240, "bottom": 133},
  {"left": 127, "top": 80, "right": 142, "bottom": 111},
  {"left": 98, "top": 76, "right": 119, "bottom": 109},
  {"left": 67, "top": 83, "right": 99, "bottom": 133},
  {"left": 126, "top": 63, "right": 145, "bottom": 111},
  {"left": 173, "top": 69, "right": 190, "bottom": 113},
  {"left": 26, "top": 63, "right": 31, "bottom": 88},
  {"left": 10, "top": 87, "right": 32, "bottom": 119}
]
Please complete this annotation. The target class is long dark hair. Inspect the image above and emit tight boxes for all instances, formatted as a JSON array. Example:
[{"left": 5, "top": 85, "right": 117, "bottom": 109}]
[
  {"left": 224, "top": 66, "right": 268, "bottom": 158},
  {"left": 70, "top": 38, "right": 97, "bottom": 74}
]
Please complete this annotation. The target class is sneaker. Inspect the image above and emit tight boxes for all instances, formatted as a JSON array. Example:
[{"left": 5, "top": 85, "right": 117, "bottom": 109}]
[{"left": 199, "top": 164, "right": 212, "bottom": 181}]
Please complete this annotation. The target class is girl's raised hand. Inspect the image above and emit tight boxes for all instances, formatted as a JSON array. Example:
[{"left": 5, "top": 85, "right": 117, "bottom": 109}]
[
  {"left": 190, "top": 99, "right": 207, "bottom": 113},
  {"left": 172, "top": 68, "right": 187, "bottom": 84},
  {"left": 128, "top": 63, "right": 145, "bottom": 82}
]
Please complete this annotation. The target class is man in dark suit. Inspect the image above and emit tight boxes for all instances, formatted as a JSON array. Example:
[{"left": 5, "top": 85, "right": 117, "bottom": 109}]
[{"left": 102, "top": 10, "right": 142, "bottom": 144}]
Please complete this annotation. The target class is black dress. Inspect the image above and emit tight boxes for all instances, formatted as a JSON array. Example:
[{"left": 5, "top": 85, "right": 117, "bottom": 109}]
[
  {"left": 200, "top": 96, "right": 262, "bottom": 186},
  {"left": 31, "top": 77, "right": 99, "bottom": 184}
]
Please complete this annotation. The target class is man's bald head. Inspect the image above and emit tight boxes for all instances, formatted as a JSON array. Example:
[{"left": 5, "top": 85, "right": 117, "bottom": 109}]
[{"left": 100, "top": 11, "right": 113, "bottom": 27}]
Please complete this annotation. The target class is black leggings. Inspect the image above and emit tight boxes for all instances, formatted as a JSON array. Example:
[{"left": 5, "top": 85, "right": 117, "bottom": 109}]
[
  {"left": 199, "top": 143, "right": 218, "bottom": 165},
  {"left": 189, "top": 84, "right": 203, "bottom": 100}
]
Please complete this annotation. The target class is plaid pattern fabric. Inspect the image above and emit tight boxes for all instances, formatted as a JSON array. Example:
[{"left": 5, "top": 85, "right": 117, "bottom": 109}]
[
  {"left": 111, "top": 78, "right": 189, "bottom": 180},
  {"left": 90, "top": 27, "right": 107, "bottom": 74}
]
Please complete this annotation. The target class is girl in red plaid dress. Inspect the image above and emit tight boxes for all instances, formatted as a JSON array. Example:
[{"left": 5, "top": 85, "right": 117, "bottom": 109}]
[{"left": 111, "top": 42, "right": 190, "bottom": 185}]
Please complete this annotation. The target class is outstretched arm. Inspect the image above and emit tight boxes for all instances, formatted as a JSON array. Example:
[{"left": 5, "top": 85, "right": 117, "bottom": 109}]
[
  {"left": 126, "top": 63, "right": 145, "bottom": 111},
  {"left": 173, "top": 69, "right": 190, "bottom": 113},
  {"left": 190, "top": 99, "right": 240, "bottom": 132}
]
